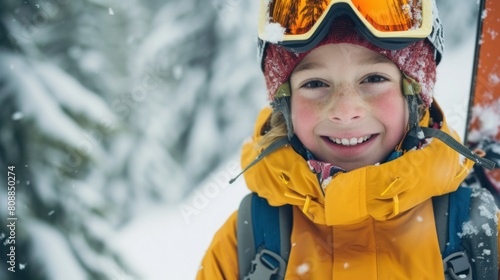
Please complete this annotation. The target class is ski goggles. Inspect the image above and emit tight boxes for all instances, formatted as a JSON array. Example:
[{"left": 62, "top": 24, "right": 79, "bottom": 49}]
[{"left": 258, "top": 0, "right": 434, "bottom": 52}]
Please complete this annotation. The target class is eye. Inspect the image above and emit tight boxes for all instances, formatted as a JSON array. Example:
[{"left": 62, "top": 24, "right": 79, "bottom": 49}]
[
  {"left": 302, "top": 80, "right": 329, "bottom": 89},
  {"left": 362, "top": 75, "right": 388, "bottom": 84}
]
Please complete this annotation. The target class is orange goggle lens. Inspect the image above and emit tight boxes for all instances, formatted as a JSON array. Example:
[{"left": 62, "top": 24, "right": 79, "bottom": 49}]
[{"left": 269, "top": 0, "right": 423, "bottom": 35}]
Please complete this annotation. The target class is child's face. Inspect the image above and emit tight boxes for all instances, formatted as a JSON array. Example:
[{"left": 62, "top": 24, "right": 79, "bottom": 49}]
[{"left": 290, "top": 43, "right": 408, "bottom": 171}]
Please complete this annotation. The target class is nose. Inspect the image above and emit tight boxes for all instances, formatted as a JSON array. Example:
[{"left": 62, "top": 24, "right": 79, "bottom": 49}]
[{"left": 327, "top": 88, "right": 366, "bottom": 124}]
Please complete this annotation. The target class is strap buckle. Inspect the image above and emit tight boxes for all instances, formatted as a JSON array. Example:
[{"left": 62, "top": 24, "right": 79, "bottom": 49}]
[
  {"left": 443, "top": 251, "right": 472, "bottom": 280},
  {"left": 243, "top": 249, "right": 286, "bottom": 280}
]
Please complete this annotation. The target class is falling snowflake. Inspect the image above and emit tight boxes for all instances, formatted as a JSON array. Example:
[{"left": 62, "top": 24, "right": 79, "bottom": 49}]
[{"left": 296, "top": 263, "right": 310, "bottom": 275}]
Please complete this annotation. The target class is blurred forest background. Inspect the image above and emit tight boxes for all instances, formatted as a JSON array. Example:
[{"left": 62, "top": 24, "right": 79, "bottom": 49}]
[{"left": 0, "top": 0, "right": 481, "bottom": 279}]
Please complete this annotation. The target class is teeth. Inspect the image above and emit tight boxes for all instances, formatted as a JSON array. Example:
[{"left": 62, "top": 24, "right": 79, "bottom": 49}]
[{"left": 329, "top": 135, "right": 371, "bottom": 146}]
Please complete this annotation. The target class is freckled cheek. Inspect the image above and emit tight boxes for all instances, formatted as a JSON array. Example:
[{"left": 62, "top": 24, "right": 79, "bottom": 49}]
[
  {"left": 372, "top": 91, "right": 408, "bottom": 130},
  {"left": 291, "top": 97, "right": 321, "bottom": 136}
]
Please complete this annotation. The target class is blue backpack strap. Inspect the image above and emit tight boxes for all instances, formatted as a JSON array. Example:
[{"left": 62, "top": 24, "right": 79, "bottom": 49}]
[
  {"left": 435, "top": 186, "right": 499, "bottom": 280},
  {"left": 440, "top": 187, "right": 473, "bottom": 280},
  {"left": 237, "top": 193, "right": 292, "bottom": 280},
  {"left": 433, "top": 190, "right": 472, "bottom": 280},
  {"left": 443, "top": 187, "right": 472, "bottom": 256}
]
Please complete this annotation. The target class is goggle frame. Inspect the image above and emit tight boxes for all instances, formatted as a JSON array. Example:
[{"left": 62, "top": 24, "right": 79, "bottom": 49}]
[{"left": 258, "top": 0, "right": 433, "bottom": 53}]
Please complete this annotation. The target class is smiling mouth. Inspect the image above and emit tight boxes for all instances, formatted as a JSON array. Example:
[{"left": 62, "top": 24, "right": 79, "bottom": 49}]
[{"left": 327, "top": 135, "right": 373, "bottom": 146}]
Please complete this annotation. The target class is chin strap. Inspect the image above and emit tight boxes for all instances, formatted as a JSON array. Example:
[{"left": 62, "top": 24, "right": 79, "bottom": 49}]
[
  {"left": 271, "top": 83, "right": 294, "bottom": 140},
  {"left": 401, "top": 94, "right": 426, "bottom": 151},
  {"left": 402, "top": 75, "right": 495, "bottom": 170},
  {"left": 401, "top": 75, "right": 426, "bottom": 150}
]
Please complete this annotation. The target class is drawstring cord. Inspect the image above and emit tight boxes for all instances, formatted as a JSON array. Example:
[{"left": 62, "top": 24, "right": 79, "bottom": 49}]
[
  {"left": 393, "top": 195, "right": 400, "bottom": 216},
  {"left": 380, "top": 177, "right": 401, "bottom": 217},
  {"left": 284, "top": 192, "right": 312, "bottom": 215},
  {"left": 380, "top": 177, "right": 400, "bottom": 196}
]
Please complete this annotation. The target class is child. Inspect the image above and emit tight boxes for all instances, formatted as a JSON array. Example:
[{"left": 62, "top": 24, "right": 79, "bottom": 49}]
[{"left": 197, "top": 0, "right": 499, "bottom": 279}]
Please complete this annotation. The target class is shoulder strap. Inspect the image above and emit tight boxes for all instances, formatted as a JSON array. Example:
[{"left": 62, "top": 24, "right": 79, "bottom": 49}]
[
  {"left": 237, "top": 193, "right": 256, "bottom": 277},
  {"left": 434, "top": 187, "right": 473, "bottom": 280},
  {"left": 432, "top": 193, "right": 449, "bottom": 254},
  {"left": 420, "top": 127, "right": 495, "bottom": 170},
  {"left": 237, "top": 193, "right": 292, "bottom": 280},
  {"left": 443, "top": 187, "right": 472, "bottom": 257},
  {"left": 434, "top": 186, "right": 499, "bottom": 280},
  {"left": 461, "top": 186, "right": 499, "bottom": 280}
]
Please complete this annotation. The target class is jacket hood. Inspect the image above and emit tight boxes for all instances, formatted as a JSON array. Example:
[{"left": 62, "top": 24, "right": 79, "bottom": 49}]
[{"left": 241, "top": 101, "right": 475, "bottom": 226}]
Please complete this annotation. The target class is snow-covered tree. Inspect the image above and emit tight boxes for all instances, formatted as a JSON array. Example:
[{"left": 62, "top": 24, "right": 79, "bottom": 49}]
[
  {"left": 0, "top": 1, "right": 152, "bottom": 279},
  {"left": 0, "top": 0, "right": 264, "bottom": 278}
]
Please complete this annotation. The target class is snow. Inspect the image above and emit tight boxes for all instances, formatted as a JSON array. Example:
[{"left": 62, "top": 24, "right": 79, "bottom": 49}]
[
  {"left": 134, "top": 1, "right": 207, "bottom": 74},
  {"left": 26, "top": 220, "right": 87, "bottom": 280},
  {"left": 79, "top": 50, "right": 105, "bottom": 73},
  {"left": 262, "top": 22, "right": 286, "bottom": 43},
  {"left": 468, "top": 100, "right": 500, "bottom": 142},
  {"left": 458, "top": 221, "right": 479, "bottom": 238},
  {"left": 296, "top": 263, "right": 310, "bottom": 274},
  {"left": 482, "top": 9, "right": 488, "bottom": 20},
  {"left": 482, "top": 223, "right": 494, "bottom": 237},
  {"left": 490, "top": 73, "right": 500, "bottom": 85},
  {"left": 487, "top": 28, "right": 498, "bottom": 40},
  {"left": 258, "top": 0, "right": 287, "bottom": 44},
  {"left": 478, "top": 204, "right": 496, "bottom": 220},
  {"left": 471, "top": 186, "right": 496, "bottom": 204},
  {"left": 113, "top": 157, "right": 249, "bottom": 279},
  {"left": 0, "top": 51, "right": 115, "bottom": 162}
]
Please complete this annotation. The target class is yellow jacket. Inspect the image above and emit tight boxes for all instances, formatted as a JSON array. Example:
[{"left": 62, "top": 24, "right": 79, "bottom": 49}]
[{"left": 197, "top": 104, "right": 497, "bottom": 279}]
